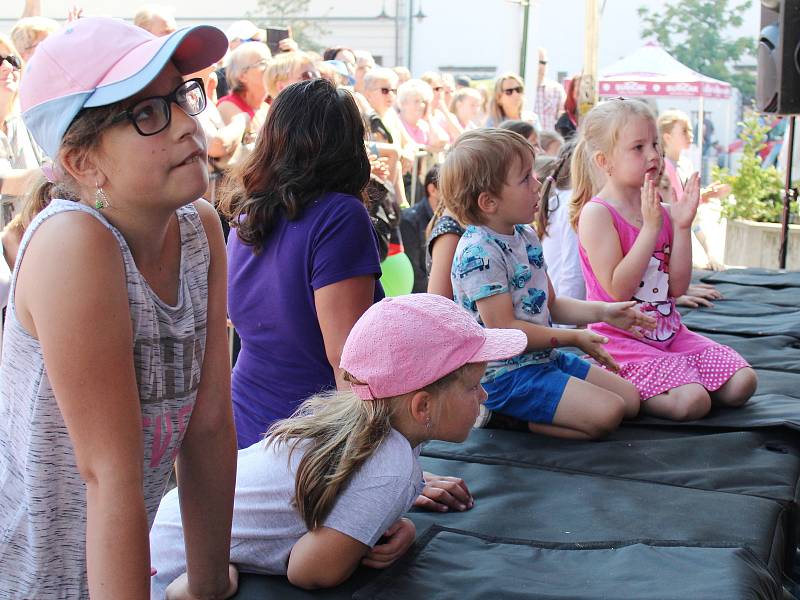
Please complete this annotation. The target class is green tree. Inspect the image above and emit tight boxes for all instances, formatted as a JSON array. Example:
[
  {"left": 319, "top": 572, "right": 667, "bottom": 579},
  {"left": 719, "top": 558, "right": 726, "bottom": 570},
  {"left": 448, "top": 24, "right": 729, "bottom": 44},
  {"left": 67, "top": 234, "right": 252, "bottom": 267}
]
[
  {"left": 638, "top": 0, "right": 756, "bottom": 102},
  {"left": 712, "top": 112, "right": 789, "bottom": 223},
  {"left": 248, "top": 0, "right": 328, "bottom": 53}
]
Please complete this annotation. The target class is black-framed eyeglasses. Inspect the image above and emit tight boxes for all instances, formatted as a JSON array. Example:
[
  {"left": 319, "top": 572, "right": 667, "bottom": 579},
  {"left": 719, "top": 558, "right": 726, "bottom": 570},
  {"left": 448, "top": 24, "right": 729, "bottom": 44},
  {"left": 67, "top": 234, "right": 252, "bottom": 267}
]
[
  {"left": 110, "top": 78, "right": 206, "bottom": 136},
  {"left": 503, "top": 86, "right": 524, "bottom": 96},
  {"left": 0, "top": 54, "right": 21, "bottom": 70}
]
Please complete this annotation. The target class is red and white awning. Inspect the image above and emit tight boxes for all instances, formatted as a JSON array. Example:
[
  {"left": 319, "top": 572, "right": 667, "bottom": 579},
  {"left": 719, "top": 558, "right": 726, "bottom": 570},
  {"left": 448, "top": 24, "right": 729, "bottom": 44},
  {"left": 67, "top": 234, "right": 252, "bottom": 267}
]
[{"left": 599, "top": 43, "right": 732, "bottom": 99}]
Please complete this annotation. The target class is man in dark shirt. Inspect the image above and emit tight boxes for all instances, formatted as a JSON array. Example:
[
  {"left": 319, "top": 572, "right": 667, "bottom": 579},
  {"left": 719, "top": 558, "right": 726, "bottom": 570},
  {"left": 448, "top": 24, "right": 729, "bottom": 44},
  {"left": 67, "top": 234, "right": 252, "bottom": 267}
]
[{"left": 400, "top": 165, "right": 440, "bottom": 293}]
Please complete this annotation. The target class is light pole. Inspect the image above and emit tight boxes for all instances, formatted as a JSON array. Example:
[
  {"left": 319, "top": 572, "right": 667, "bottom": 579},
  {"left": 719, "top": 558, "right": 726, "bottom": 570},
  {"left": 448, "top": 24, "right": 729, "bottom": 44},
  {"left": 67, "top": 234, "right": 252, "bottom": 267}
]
[{"left": 507, "top": 0, "right": 531, "bottom": 78}]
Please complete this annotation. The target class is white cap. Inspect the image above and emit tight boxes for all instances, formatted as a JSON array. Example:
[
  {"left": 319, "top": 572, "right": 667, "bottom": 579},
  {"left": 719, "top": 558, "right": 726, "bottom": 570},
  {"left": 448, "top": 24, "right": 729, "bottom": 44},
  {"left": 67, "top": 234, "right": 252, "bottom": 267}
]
[{"left": 225, "top": 20, "right": 264, "bottom": 42}]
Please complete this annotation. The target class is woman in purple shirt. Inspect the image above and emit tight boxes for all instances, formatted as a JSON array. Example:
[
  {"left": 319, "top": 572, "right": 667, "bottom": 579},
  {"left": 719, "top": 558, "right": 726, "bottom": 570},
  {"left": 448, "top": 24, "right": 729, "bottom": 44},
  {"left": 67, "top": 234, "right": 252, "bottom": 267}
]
[{"left": 222, "top": 79, "right": 383, "bottom": 449}]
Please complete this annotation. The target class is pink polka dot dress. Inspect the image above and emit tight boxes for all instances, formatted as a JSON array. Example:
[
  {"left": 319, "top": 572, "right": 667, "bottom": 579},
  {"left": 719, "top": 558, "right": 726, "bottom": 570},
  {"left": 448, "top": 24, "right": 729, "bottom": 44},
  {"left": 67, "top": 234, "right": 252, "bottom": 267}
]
[{"left": 578, "top": 198, "right": 749, "bottom": 400}]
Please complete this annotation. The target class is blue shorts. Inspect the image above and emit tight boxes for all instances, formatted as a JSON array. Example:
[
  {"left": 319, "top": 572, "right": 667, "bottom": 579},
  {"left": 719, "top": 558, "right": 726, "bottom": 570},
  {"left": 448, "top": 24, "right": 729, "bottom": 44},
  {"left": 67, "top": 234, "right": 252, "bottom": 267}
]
[{"left": 482, "top": 351, "right": 592, "bottom": 424}]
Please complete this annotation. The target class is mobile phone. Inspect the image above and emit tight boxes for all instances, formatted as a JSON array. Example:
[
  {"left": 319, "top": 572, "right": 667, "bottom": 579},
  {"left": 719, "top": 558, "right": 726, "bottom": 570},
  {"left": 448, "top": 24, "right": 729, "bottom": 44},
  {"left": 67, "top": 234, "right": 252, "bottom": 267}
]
[{"left": 266, "top": 26, "right": 290, "bottom": 55}]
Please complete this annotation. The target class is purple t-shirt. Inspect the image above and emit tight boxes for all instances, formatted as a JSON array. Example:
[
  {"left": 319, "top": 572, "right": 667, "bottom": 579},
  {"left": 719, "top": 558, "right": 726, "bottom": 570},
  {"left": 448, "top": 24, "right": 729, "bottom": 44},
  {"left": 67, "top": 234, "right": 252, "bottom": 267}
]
[{"left": 228, "top": 192, "right": 384, "bottom": 448}]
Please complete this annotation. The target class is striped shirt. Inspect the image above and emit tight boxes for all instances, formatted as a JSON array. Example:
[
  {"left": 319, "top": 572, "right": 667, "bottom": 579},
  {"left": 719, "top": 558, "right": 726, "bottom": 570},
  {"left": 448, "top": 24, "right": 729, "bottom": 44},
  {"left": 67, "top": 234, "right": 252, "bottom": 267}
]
[{"left": 0, "top": 199, "right": 209, "bottom": 598}]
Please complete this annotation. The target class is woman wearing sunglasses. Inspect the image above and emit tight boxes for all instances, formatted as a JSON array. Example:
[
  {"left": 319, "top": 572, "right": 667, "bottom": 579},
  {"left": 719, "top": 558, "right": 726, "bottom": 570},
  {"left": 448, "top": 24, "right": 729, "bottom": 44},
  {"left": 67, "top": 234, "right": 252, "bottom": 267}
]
[
  {"left": 0, "top": 18, "right": 238, "bottom": 599},
  {"left": 0, "top": 34, "right": 43, "bottom": 230},
  {"left": 486, "top": 72, "right": 540, "bottom": 129}
]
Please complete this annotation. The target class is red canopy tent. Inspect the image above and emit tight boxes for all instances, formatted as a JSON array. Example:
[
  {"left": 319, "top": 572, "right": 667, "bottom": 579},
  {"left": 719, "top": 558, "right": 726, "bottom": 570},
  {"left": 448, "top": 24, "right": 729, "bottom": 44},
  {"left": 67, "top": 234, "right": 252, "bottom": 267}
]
[{"left": 599, "top": 42, "right": 734, "bottom": 158}]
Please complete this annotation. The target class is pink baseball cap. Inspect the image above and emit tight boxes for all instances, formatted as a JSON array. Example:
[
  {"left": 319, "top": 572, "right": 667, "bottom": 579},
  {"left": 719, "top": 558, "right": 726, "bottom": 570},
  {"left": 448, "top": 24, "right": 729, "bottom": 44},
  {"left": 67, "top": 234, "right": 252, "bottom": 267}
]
[
  {"left": 340, "top": 294, "right": 527, "bottom": 400},
  {"left": 20, "top": 17, "right": 228, "bottom": 158}
]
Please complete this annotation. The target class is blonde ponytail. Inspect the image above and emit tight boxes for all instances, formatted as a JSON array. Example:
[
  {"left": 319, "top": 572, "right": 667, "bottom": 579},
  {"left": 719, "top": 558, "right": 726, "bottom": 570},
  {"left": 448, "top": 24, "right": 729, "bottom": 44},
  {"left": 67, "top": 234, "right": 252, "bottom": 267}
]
[
  {"left": 568, "top": 97, "right": 656, "bottom": 231},
  {"left": 569, "top": 138, "right": 594, "bottom": 231},
  {"left": 266, "top": 367, "right": 467, "bottom": 530}
]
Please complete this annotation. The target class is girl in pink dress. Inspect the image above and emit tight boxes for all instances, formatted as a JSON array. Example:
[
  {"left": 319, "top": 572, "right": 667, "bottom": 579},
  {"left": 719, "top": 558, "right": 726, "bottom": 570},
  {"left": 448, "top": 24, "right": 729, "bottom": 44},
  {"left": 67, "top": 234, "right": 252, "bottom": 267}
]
[{"left": 571, "top": 98, "right": 756, "bottom": 421}]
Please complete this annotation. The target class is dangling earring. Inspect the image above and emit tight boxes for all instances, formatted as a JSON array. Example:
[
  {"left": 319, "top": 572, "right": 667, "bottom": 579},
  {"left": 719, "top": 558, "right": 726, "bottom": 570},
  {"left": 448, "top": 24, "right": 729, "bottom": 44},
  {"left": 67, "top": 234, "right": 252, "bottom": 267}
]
[
  {"left": 425, "top": 416, "right": 432, "bottom": 435},
  {"left": 94, "top": 183, "right": 110, "bottom": 210}
]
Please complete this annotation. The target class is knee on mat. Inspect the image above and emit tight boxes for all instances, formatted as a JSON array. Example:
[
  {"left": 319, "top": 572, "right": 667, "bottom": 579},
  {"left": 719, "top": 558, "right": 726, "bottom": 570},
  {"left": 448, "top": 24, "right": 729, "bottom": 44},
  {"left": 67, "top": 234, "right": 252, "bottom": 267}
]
[
  {"left": 721, "top": 368, "right": 758, "bottom": 407},
  {"left": 619, "top": 382, "right": 641, "bottom": 418},
  {"left": 670, "top": 388, "right": 711, "bottom": 421},
  {"left": 587, "top": 393, "right": 626, "bottom": 438}
]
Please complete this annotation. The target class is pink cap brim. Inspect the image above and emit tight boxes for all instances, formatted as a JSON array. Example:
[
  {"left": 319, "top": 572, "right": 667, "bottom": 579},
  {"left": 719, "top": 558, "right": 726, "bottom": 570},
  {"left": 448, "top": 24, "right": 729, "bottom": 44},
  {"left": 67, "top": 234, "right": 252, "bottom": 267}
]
[{"left": 470, "top": 328, "right": 528, "bottom": 363}]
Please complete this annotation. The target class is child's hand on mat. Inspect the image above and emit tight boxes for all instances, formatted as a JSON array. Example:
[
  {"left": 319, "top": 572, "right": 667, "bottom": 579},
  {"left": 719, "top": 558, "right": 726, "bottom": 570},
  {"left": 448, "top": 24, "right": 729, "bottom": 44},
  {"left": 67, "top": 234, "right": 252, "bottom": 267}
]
[
  {"left": 573, "top": 330, "right": 619, "bottom": 372},
  {"left": 414, "top": 471, "right": 474, "bottom": 512},
  {"left": 671, "top": 172, "right": 701, "bottom": 229},
  {"left": 165, "top": 564, "right": 238, "bottom": 599},
  {"left": 602, "top": 301, "right": 656, "bottom": 335},
  {"left": 361, "top": 518, "right": 416, "bottom": 569}
]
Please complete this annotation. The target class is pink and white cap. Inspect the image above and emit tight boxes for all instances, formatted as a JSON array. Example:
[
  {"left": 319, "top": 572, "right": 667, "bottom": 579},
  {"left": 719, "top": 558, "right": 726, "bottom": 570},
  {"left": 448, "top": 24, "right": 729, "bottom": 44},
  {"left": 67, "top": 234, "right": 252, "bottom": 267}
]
[
  {"left": 20, "top": 17, "right": 228, "bottom": 158},
  {"left": 340, "top": 294, "right": 527, "bottom": 400}
]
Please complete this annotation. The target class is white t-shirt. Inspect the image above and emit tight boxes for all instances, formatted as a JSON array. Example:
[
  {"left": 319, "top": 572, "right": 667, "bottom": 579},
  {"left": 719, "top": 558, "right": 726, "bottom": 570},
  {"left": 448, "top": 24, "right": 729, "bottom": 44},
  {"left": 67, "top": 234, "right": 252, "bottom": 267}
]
[
  {"left": 540, "top": 188, "right": 586, "bottom": 301},
  {"left": 150, "top": 428, "right": 423, "bottom": 597}
]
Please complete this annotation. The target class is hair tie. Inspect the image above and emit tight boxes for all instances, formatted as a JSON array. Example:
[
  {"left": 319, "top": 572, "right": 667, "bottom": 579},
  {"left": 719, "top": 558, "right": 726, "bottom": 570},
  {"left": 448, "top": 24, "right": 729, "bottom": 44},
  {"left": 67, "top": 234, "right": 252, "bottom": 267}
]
[{"left": 41, "top": 163, "right": 59, "bottom": 184}]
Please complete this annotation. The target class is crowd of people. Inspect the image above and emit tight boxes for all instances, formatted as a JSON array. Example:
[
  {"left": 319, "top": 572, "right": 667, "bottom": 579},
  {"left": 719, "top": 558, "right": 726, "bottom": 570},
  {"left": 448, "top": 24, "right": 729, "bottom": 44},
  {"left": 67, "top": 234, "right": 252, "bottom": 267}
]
[{"left": 0, "top": 7, "right": 759, "bottom": 599}]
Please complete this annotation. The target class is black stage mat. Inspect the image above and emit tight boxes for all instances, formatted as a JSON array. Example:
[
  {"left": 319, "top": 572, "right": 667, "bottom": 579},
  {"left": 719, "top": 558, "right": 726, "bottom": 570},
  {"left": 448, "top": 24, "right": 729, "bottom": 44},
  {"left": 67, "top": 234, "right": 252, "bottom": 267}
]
[{"left": 232, "top": 269, "right": 800, "bottom": 599}]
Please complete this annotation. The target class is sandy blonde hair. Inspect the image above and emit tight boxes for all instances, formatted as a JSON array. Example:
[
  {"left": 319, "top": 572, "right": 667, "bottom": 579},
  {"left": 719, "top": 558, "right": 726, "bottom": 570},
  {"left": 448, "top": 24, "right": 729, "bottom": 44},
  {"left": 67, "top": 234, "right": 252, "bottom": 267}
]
[
  {"left": 265, "top": 367, "right": 467, "bottom": 530},
  {"left": 657, "top": 109, "right": 693, "bottom": 147},
  {"left": 439, "top": 128, "right": 535, "bottom": 226},
  {"left": 569, "top": 98, "right": 655, "bottom": 229},
  {"left": 10, "top": 17, "right": 58, "bottom": 59},
  {"left": 488, "top": 72, "right": 525, "bottom": 125},
  {"left": 264, "top": 51, "right": 315, "bottom": 98}
]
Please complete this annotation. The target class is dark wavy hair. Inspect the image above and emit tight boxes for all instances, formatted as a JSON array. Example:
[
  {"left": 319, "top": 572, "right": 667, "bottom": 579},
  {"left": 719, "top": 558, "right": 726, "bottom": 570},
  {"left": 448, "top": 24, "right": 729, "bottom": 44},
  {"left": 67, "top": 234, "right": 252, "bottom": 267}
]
[{"left": 220, "top": 78, "right": 371, "bottom": 253}]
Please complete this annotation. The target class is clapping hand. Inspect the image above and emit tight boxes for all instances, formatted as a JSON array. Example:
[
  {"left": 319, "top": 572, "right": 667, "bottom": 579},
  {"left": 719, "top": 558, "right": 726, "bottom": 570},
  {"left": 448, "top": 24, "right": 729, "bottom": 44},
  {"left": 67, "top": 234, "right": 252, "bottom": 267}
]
[
  {"left": 602, "top": 300, "right": 656, "bottom": 336},
  {"left": 670, "top": 172, "right": 700, "bottom": 229},
  {"left": 641, "top": 174, "right": 663, "bottom": 232}
]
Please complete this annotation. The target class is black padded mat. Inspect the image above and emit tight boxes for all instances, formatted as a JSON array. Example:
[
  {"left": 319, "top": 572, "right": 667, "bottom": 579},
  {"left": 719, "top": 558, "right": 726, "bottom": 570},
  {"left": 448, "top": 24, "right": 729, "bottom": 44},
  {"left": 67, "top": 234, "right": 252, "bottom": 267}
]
[
  {"left": 707, "top": 282, "right": 800, "bottom": 307},
  {"left": 422, "top": 427, "right": 800, "bottom": 505},
  {"left": 353, "top": 527, "right": 781, "bottom": 600},
  {"left": 701, "top": 334, "right": 800, "bottom": 372},
  {"left": 231, "top": 269, "right": 800, "bottom": 600},
  {"left": 700, "top": 269, "right": 800, "bottom": 288},
  {"left": 680, "top": 308, "right": 800, "bottom": 338}
]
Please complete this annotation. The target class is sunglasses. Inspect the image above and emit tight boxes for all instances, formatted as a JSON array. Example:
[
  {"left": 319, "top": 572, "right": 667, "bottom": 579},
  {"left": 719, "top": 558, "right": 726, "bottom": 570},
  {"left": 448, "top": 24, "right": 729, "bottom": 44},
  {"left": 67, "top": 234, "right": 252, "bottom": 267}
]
[
  {"left": 502, "top": 86, "right": 524, "bottom": 96},
  {"left": 380, "top": 87, "right": 398, "bottom": 95},
  {"left": 110, "top": 78, "right": 206, "bottom": 137},
  {"left": 245, "top": 59, "right": 269, "bottom": 71},
  {"left": 0, "top": 54, "right": 21, "bottom": 70}
]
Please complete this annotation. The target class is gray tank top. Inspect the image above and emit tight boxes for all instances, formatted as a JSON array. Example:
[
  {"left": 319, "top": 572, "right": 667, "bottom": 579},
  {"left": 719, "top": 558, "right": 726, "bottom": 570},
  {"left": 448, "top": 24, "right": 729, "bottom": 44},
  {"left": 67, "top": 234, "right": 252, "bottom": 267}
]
[{"left": 0, "top": 199, "right": 209, "bottom": 598}]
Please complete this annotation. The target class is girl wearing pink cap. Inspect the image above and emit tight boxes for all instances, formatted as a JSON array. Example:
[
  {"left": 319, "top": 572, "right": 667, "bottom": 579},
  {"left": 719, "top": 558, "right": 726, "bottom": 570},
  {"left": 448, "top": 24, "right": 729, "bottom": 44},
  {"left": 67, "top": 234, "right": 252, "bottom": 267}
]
[
  {"left": 0, "top": 18, "right": 237, "bottom": 599},
  {"left": 150, "top": 293, "right": 527, "bottom": 594}
]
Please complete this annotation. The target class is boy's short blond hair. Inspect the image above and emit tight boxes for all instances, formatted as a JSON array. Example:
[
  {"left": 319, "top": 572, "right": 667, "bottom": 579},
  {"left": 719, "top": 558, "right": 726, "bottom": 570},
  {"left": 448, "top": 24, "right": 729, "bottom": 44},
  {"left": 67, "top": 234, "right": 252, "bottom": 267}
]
[
  {"left": 440, "top": 128, "right": 535, "bottom": 226},
  {"left": 657, "top": 109, "right": 693, "bottom": 145}
]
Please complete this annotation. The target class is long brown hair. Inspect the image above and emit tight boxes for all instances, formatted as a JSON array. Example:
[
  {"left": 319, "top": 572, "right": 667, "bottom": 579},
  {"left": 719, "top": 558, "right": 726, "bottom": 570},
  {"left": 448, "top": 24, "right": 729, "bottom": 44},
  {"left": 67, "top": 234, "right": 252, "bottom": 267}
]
[
  {"left": 219, "top": 78, "right": 371, "bottom": 254},
  {"left": 266, "top": 367, "right": 467, "bottom": 531}
]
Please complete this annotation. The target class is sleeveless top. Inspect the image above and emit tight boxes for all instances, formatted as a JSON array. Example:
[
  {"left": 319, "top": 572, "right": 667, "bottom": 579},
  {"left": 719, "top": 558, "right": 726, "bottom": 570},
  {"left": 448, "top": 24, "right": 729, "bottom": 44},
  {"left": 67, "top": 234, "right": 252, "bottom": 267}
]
[
  {"left": 217, "top": 92, "right": 256, "bottom": 118},
  {"left": 0, "top": 199, "right": 210, "bottom": 599}
]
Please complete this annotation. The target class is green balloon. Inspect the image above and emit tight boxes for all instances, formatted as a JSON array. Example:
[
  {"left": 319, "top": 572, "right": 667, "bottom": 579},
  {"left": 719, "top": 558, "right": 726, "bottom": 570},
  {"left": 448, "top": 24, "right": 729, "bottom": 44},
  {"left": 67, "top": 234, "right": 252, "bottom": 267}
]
[{"left": 380, "top": 252, "right": 415, "bottom": 297}]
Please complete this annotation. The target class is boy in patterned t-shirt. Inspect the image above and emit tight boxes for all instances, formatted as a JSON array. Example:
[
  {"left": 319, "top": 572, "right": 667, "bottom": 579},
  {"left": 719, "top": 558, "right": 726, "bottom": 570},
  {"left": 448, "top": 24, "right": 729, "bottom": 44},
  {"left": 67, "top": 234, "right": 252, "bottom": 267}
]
[{"left": 444, "top": 129, "right": 655, "bottom": 439}]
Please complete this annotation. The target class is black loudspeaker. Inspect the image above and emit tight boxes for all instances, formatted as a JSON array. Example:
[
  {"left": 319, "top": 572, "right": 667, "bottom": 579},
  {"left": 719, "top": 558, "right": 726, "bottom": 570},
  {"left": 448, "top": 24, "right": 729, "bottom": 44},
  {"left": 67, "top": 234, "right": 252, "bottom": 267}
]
[{"left": 758, "top": 0, "right": 800, "bottom": 114}]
